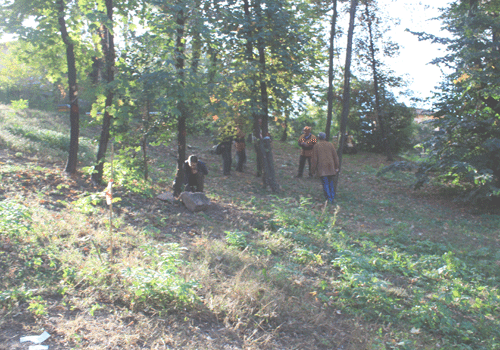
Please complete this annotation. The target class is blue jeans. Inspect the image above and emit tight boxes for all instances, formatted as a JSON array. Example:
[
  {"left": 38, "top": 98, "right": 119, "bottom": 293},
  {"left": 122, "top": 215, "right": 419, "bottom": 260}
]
[{"left": 321, "top": 175, "right": 335, "bottom": 203}]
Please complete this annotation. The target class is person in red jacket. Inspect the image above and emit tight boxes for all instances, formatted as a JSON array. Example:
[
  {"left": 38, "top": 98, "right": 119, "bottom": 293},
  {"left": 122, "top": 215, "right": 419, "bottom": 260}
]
[
  {"left": 296, "top": 126, "right": 317, "bottom": 177},
  {"left": 311, "top": 132, "right": 340, "bottom": 203}
]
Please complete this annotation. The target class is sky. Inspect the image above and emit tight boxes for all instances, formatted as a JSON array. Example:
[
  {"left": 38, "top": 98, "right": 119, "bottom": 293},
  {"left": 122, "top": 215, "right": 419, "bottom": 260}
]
[{"left": 379, "top": 0, "right": 453, "bottom": 109}]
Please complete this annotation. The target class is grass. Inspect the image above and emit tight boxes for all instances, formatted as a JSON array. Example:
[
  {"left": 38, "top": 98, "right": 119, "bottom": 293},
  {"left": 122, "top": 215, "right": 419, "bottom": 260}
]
[{"left": 0, "top": 103, "right": 499, "bottom": 349}]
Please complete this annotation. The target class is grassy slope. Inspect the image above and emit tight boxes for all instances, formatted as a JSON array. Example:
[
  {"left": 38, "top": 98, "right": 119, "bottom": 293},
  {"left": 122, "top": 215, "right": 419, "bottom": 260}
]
[{"left": 0, "top": 105, "right": 499, "bottom": 350}]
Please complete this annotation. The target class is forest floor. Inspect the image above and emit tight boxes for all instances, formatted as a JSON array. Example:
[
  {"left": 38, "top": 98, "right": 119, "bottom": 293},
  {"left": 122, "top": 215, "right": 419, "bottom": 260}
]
[{"left": 0, "top": 105, "right": 499, "bottom": 349}]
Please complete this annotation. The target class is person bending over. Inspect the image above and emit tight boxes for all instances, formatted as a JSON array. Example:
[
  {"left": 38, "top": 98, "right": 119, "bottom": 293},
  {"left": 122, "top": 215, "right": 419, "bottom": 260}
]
[{"left": 184, "top": 155, "right": 208, "bottom": 192}]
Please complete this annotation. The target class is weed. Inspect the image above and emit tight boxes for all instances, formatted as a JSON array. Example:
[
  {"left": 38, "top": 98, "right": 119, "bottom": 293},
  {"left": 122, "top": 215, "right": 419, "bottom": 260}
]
[
  {"left": 71, "top": 192, "right": 103, "bottom": 214},
  {"left": 27, "top": 296, "right": 47, "bottom": 316},
  {"left": 121, "top": 243, "right": 199, "bottom": 308},
  {"left": 10, "top": 99, "right": 29, "bottom": 110},
  {"left": 89, "top": 303, "right": 103, "bottom": 316},
  {"left": 0, "top": 199, "right": 31, "bottom": 240},
  {"left": 225, "top": 230, "right": 248, "bottom": 249}
]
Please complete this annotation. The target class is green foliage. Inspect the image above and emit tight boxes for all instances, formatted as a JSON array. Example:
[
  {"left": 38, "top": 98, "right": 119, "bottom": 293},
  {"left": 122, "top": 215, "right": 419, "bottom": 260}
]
[
  {"left": 327, "top": 230, "right": 500, "bottom": 349},
  {"left": 0, "top": 199, "right": 31, "bottom": 240},
  {"left": 27, "top": 295, "right": 48, "bottom": 316},
  {"left": 260, "top": 195, "right": 500, "bottom": 348},
  {"left": 121, "top": 243, "right": 199, "bottom": 308},
  {"left": 225, "top": 230, "right": 248, "bottom": 249},
  {"left": 0, "top": 106, "right": 96, "bottom": 164},
  {"left": 355, "top": 91, "right": 416, "bottom": 154},
  {"left": 0, "top": 288, "right": 33, "bottom": 309},
  {"left": 413, "top": 1, "right": 500, "bottom": 204},
  {"left": 10, "top": 98, "right": 28, "bottom": 110},
  {"left": 293, "top": 247, "right": 323, "bottom": 265},
  {"left": 102, "top": 148, "right": 156, "bottom": 198},
  {"left": 71, "top": 192, "right": 103, "bottom": 214}
]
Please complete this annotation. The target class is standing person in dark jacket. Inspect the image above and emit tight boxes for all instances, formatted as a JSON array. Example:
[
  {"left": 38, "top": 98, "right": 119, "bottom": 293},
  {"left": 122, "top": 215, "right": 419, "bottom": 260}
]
[
  {"left": 219, "top": 138, "right": 232, "bottom": 175},
  {"left": 311, "top": 132, "right": 340, "bottom": 203},
  {"left": 296, "top": 126, "right": 317, "bottom": 177},
  {"left": 218, "top": 123, "right": 238, "bottom": 176},
  {"left": 234, "top": 129, "right": 246, "bottom": 172},
  {"left": 184, "top": 155, "right": 208, "bottom": 192}
]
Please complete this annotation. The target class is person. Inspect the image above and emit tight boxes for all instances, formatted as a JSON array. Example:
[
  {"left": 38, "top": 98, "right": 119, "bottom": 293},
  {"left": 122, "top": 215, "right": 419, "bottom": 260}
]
[
  {"left": 217, "top": 123, "right": 239, "bottom": 176},
  {"left": 234, "top": 129, "right": 246, "bottom": 172},
  {"left": 184, "top": 155, "right": 208, "bottom": 192},
  {"left": 311, "top": 132, "right": 340, "bottom": 204},
  {"left": 296, "top": 126, "right": 317, "bottom": 177},
  {"left": 219, "top": 138, "right": 232, "bottom": 175},
  {"left": 345, "top": 134, "right": 358, "bottom": 154}
]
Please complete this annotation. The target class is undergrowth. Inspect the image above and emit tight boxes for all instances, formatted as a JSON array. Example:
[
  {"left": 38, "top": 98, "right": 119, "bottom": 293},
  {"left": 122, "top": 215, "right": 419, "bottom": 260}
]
[{"left": 1, "top": 104, "right": 499, "bottom": 349}]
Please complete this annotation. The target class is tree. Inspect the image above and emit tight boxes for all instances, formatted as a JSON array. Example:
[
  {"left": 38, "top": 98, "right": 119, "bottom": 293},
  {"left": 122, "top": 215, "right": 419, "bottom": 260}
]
[
  {"left": 1, "top": 0, "right": 89, "bottom": 174},
  {"left": 171, "top": 0, "right": 189, "bottom": 197},
  {"left": 414, "top": 0, "right": 500, "bottom": 203},
  {"left": 56, "top": 0, "right": 80, "bottom": 174},
  {"left": 334, "top": 0, "right": 358, "bottom": 192},
  {"left": 359, "top": 0, "right": 392, "bottom": 160},
  {"left": 91, "top": 0, "right": 116, "bottom": 185},
  {"left": 325, "top": 0, "right": 338, "bottom": 142}
]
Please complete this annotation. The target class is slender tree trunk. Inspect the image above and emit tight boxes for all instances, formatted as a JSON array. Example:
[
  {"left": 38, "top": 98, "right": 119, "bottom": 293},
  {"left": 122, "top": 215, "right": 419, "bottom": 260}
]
[
  {"left": 280, "top": 107, "right": 289, "bottom": 141},
  {"left": 92, "top": 0, "right": 115, "bottom": 185},
  {"left": 243, "top": 0, "right": 265, "bottom": 177},
  {"left": 365, "top": 2, "right": 393, "bottom": 161},
  {"left": 172, "top": 6, "right": 188, "bottom": 197},
  {"left": 334, "top": 0, "right": 358, "bottom": 190},
  {"left": 57, "top": 0, "right": 79, "bottom": 175},
  {"left": 243, "top": 0, "right": 258, "bottom": 134},
  {"left": 191, "top": 0, "right": 202, "bottom": 75},
  {"left": 141, "top": 99, "right": 151, "bottom": 181},
  {"left": 260, "top": 137, "right": 279, "bottom": 192},
  {"left": 325, "top": 0, "right": 338, "bottom": 142},
  {"left": 255, "top": 0, "right": 269, "bottom": 136},
  {"left": 255, "top": 0, "right": 278, "bottom": 191}
]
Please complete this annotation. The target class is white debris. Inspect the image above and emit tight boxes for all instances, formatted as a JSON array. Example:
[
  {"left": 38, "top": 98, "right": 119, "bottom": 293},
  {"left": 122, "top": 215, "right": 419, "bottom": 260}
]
[{"left": 20, "top": 331, "right": 50, "bottom": 344}]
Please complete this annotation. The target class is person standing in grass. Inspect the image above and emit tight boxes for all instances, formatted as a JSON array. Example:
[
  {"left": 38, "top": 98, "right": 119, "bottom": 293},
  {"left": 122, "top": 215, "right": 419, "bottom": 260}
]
[
  {"left": 218, "top": 123, "right": 238, "bottom": 176},
  {"left": 296, "top": 126, "right": 317, "bottom": 177},
  {"left": 234, "top": 129, "right": 246, "bottom": 172},
  {"left": 311, "top": 132, "right": 340, "bottom": 203},
  {"left": 184, "top": 155, "right": 208, "bottom": 192}
]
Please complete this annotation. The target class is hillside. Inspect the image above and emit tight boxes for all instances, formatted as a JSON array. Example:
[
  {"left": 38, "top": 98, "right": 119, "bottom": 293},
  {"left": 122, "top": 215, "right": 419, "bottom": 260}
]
[{"left": 1, "top": 105, "right": 499, "bottom": 350}]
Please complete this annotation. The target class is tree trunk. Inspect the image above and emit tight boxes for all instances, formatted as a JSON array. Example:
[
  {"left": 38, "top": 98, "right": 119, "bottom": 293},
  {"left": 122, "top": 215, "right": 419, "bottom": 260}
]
[
  {"left": 142, "top": 99, "right": 151, "bottom": 181},
  {"left": 172, "top": 6, "right": 188, "bottom": 197},
  {"left": 365, "top": 2, "right": 393, "bottom": 161},
  {"left": 92, "top": 0, "right": 115, "bottom": 185},
  {"left": 243, "top": 0, "right": 265, "bottom": 177},
  {"left": 280, "top": 107, "right": 289, "bottom": 142},
  {"left": 255, "top": 0, "right": 269, "bottom": 136},
  {"left": 325, "top": 0, "right": 338, "bottom": 142},
  {"left": 255, "top": 0, "right": 278, "bottom": 190},
  {"left": 260, "top": 137, "right": 279, "bottom": 192},
  {"left": 334, "top": 0, "right": 358, "bottom": 191},
  {"left": 57, "top": 0, "right": 79, "bottom": 175}
]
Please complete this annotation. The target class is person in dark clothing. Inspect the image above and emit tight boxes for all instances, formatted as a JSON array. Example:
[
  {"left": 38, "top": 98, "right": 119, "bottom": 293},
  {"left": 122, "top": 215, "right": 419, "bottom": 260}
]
[
  {"left": 217, "top": 123, "right": 238, "bottom": 176},
  {"left": 184, "top": 155, "right": 208, "bottom": 192},
  {"left": 296, "top": 126, "right": 317, "bottom": 177},
  {"left": 234, "top": 129, "right": 246, "bottom": 172},
  {"left": 220, "top": 140, "right": 232, "bottom": 175}
]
